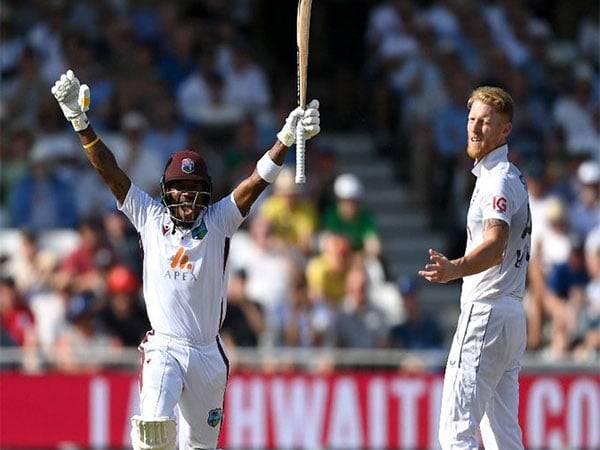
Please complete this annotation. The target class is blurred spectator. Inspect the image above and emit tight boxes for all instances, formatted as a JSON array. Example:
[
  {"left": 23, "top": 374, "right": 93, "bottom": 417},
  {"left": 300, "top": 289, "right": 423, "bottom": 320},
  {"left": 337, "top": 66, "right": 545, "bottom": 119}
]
[
  {"left": 388, "top": 276, "right": 443, "bottom": 350},
  {"left": 0, "top": 277, "right": 36, "bottom": 347},
  {"left": 108, "top": 111, "right": 164, "bottom": 197},
  {"left": 0, "top": 276, "right": 39, "bottom": 371},
  {"left": 586, "top": 225, "right": 600, "bottom": 279},
  {"left": 0, "top": 127, "right": 32, "bottom": 211},
  {"left": 526, "top": 161, "right": 551, "bottom": 258},
  {"left": 527, "top": 197, "right": 573, "bottom": 349},
  {"left": 77, "top": 166, "right": 119, "bottom": 220},
  {"left": 575, "top": 225, "right": 600, "bottom": 358},
  {"left": 103, "top": 209, "right": 142, "bottom": 276},
  {"left": 4, "top": 230, "right": 56, "bottom": 296},
  {"left": 225, "top": 117, "right": 263, "bottom": 182},
  {"left": 578, "top": 17, "right": 599, "bottom": 62},
  {"left": 334, "top": 264, "right": 388, "bottom": 348},
  {"left": 143, "top": 94, "right": 188, "bottom": 160},
  {"left": 275, "top": 267, "right": 334, "bottom": 348},
  {"left": 157, "top": 23, "right": 197, "bottom": 93},
  {"left": 9, "top": 142, "right": 78, "bottom": 230},
  {"left": 27, "top": 2, "right": 67, "bottom": 83},
  {"left": 1, "top": 46, "right": 46, "bottom": 128},
  {"left": 483, "top": 0, "right": 533, "bottom": 68},
  {"left": 321, "top": 174, "right": 381, "bottom": 257},
  {"left": 260, "top": 167, "right": 318, "bottom": 254},
  {"left": 506, "top": 69, "right": 547, "bottom": 158},
  {"left": 525, "top": 162, "right": 551, "bottom": 349},
  {"left": 0, "top": 9, "right": 24, "bottom": 79},
  {"left": 431, "top": 72, "right": 470, "bottom": 225},
  {"left": 223, "top": 43, "right": 271, "bottom": 111},
  {"left": 230, "top": 216, "right": 291, "bottom": 316},
  {"left": 56, "top": 219, "right": 114, "bottom": 294},
  {"left": 569, "top": 161, "right": 600, "bottom": 238},
  {"left": 98, "top": 265, "right": 149, "bottom": 347},
  {"left": 544, "top": 237, "right": 589, "bottom": 358},
  {"left": 54, "top": 292, "right": 118, "bottom": 373},
  {"left": 553, "top": 64, "right": 600, "bottom": 158},
  {"left": 177, "top": 49, "right": 244, "bottom": 127},
  {"left": 307, "top": 232, "right": 352, "bottom": 306},
  {"left": 221, "top": 269, "right": 265, "bottom": 348},
  {"left": 28, "top": 286, "right": 68, "bottom": 359},
  {"left": 537, "top": 197, "right": 572, "bottom": 273}
]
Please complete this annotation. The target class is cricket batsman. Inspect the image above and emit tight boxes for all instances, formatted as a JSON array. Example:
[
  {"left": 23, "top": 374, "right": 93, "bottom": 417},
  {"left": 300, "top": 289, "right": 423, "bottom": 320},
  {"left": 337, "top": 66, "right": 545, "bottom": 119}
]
[
  {"left": 419, "top": 87, "right": 530, "bottom": 449},
  {"left": 52, "top": 70, "right": 320, "bottom": 449}
]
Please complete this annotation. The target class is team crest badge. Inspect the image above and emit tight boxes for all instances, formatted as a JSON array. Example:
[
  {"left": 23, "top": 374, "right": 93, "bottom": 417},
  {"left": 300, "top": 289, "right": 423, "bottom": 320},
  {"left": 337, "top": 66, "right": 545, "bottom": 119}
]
[
  {"left": 207, "top": 408, "right": 223, "bottom": 428},
  {"left": 191, "top": 220, "right": 208, "bottom": 240},
  {"left": 181, "top": 158, "right": 195, "bottom": 174}
]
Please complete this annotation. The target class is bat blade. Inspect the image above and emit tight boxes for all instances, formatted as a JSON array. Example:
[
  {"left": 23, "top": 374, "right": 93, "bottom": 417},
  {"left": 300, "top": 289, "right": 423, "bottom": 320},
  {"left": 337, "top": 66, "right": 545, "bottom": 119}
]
[
  {"left": 296, "top": 0, "right": 312, "bottom": 108},
  {"left": 295, "top": 0, "right": 312, "bottom": 184}
]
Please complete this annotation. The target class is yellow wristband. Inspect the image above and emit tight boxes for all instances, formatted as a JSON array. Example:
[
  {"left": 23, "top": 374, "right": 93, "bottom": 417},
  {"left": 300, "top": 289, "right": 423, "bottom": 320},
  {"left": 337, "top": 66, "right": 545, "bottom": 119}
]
[{"left": 82, "top": 136, "right": 101, "bottom": 149}]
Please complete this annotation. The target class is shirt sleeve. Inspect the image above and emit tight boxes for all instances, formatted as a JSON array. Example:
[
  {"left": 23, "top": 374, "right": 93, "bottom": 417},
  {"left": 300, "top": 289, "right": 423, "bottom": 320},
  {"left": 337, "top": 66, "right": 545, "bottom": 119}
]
[
  {"left": 117, "top": 183, "right": 162, "bottom": 232},
  {"left": 206, "top": 193, "right": 246, "bottom": 237}
]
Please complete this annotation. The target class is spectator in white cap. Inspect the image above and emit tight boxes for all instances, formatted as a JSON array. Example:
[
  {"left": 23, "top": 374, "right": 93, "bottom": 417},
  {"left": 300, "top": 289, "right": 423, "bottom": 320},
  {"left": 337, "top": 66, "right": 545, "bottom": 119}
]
[
  {"left": 321, "top": 173, "right": 381, "bottom": 257},
  {"left": 570, "top": 161, "right": 600, "bottom": 238},
  {"left": 260, "top": 166, "right": 318, "bottom": 254}
]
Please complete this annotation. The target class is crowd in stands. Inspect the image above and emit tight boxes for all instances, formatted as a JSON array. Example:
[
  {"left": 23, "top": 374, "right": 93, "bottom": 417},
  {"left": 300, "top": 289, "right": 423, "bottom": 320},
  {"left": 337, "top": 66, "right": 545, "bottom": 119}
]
[{"left": 0, "top": 0, "right": 598, "bottom": 372}]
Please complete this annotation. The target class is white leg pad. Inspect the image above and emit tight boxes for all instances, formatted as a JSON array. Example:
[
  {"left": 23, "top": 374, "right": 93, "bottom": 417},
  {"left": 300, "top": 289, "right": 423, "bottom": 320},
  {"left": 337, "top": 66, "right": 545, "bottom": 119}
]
[{"left": 131, "top": 415, "right": 177, "bottom": 450}]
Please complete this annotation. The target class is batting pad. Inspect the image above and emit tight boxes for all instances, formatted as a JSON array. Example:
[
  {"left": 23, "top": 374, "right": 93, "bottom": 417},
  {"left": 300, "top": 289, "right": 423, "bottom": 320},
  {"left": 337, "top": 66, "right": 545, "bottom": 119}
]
[{"left": 131, "top": 415, "right": 177, "bottom": 450}]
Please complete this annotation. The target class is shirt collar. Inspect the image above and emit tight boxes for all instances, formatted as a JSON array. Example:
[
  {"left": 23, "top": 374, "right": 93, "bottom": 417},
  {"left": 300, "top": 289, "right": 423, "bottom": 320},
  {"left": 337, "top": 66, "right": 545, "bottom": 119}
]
[{"left": 471, "top": 144, "right": 509, "bottom": 177}]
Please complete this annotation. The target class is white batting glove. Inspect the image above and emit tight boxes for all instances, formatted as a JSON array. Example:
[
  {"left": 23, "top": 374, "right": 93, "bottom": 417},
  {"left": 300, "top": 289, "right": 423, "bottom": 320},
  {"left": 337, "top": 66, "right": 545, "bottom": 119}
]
[
  {"left": 300, "top": 99, "right": 320, "bottom": 140},
  {"left": 276, "top": 99, "right": 320, "bottom": 147},
  {"left": 51, "top": 69, "right": 91, "bottom": 132}
]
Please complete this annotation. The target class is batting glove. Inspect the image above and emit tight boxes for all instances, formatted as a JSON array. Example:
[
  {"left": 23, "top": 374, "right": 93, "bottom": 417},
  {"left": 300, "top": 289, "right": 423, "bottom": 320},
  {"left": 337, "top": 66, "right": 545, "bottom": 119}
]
[
  {"left": 51, "top": 69, "right": 91, "bottom": 132},
  {"left": 300, "top": 99, "right": 320, "bottom": 140},
  {"left": 277, "top": 99, "right": 320, "bottom": 147}
]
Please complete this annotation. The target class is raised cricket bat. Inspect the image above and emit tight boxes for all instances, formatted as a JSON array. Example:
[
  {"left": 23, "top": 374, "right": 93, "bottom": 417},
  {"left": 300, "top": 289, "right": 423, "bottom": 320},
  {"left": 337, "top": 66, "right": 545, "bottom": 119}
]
[{"left": 295, "top": 0, "right": 312, "bottom": 184}]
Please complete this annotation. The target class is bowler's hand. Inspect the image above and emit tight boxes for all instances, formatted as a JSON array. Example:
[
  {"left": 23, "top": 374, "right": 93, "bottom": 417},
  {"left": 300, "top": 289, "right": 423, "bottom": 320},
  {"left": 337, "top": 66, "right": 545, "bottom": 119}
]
[{"left": 418, "top": 249, "right": 459, "bottom": 283}]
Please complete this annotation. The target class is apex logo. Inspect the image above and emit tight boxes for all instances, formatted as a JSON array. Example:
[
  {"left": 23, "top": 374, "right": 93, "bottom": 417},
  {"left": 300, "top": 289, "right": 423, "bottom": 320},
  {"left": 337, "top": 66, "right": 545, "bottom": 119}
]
[
  {"left": 165, "top": 247, "right": 197, "bottom": 281},
  {"left": 171, "top": 247, "right": 193, "bottom": 270}
]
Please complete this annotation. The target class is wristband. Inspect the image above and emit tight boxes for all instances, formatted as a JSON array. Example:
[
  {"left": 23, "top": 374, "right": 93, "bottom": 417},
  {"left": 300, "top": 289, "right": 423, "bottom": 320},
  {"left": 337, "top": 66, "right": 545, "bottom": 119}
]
[
  {"left": 82, "top": 136, "right": 101, "bottom": 149},
  {"left": 71, "top": 113, "right": 89, "bottom": 132},
  {"left": 256, "top": 152, "right": 282, "bottom": 183}
]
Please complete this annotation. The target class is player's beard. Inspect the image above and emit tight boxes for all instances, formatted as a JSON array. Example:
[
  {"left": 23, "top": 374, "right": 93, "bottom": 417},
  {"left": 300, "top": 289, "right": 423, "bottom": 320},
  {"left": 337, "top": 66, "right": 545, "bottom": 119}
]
[
  {"left": 466, "top": 136, "right": 501, "bottom": 161},
  {"left": 467, "top": 140, "right": 486, "bottom": 160}
]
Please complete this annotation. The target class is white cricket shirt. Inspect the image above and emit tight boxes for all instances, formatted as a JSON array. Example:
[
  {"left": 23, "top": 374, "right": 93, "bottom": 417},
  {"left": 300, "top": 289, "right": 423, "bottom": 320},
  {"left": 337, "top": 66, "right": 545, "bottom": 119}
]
[
  {"left": 461, "top": 145, "right": 531, "bottom": 304},
  {"left": 118, "top": 184, "right": 245, "bottom": 344}
]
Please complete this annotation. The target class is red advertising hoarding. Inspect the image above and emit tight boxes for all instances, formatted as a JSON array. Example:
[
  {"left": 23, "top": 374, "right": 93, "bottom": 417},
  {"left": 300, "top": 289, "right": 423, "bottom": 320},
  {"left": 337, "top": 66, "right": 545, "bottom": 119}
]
[{"left": 1, "top": 371, "right": 598, "bottom": 449}]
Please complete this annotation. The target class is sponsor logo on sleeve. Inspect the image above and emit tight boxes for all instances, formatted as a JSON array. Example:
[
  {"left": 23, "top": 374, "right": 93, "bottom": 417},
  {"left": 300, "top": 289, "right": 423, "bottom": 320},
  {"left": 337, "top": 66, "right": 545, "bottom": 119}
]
[{"left": 492, "top": 196, "right": 507, "bottom": 213}]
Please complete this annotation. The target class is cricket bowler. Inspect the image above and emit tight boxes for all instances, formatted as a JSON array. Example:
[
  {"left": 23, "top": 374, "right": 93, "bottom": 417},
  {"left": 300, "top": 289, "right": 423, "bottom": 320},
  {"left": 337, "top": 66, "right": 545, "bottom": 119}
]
[{"left": 419, "top": 86, "right": 530, "bottom": 450}]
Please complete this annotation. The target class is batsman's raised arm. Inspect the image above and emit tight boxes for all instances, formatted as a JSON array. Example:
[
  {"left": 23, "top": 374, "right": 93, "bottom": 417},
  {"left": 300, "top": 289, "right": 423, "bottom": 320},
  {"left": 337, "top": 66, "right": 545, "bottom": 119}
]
[
  {"left": 51, "top": 70, "right": 131, "bottom": 204},
  {"left": 232, "top": 99, "right": 320, "bottom": 216}
]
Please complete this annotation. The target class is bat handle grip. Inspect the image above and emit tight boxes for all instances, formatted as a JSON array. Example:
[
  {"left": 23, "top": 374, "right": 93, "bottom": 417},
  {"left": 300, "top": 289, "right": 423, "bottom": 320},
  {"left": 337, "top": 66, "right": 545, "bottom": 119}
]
[{"left": 295, "top": 125, "right": 306, "bottom": 184}]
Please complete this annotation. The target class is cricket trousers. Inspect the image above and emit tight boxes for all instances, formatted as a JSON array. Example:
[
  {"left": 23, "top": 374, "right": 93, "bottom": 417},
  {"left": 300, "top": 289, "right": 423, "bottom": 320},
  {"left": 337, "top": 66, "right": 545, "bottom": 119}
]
[
  {"left": 439, "top": 297, "right": 526, "bottom": 450},
  {"left": 138, "top": 331, "right": 229, "bottom": 449}
]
